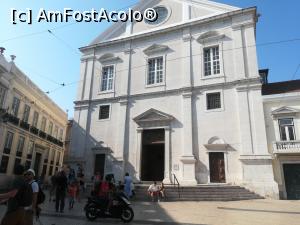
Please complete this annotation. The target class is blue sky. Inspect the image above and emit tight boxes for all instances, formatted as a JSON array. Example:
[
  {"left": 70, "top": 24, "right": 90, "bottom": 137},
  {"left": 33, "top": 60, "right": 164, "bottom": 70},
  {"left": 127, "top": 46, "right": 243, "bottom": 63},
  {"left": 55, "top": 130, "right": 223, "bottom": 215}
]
[{"left": 0, "top": 0, "right": 299, "bottom": 118}]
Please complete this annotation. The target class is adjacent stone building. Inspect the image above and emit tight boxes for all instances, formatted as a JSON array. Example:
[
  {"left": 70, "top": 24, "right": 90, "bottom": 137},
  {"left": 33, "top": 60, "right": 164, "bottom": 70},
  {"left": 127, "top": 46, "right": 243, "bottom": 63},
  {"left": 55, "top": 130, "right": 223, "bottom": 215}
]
[
  {"left": 263, "top": 79, "right": 300, "bottom": 199},
  {"left": 0, "top": 49, "right": 67, "bottom": 179},
  {"left": 70, "top": 0, "right": 278, "bottom": 198}
]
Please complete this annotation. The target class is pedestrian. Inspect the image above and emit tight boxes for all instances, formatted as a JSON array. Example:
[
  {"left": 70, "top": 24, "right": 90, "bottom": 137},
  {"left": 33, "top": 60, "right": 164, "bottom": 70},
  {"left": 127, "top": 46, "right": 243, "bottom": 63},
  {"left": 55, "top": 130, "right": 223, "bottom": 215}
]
[
  {"left": 159, "top": 182, "right": 166, "bottom": 200},
  {"left": 68, "top": 181, "right": 78, "bottom": 210},
  {"left": 55, "top": 169, "right": 68, "bottom": 213},
  {"left": 49, "top": 171, "right": 57, "bottom": 202},
  {"left": 23, "top": 169, "right": 39, "bottom": 225},
  {"left": 124, "top": 172, "right": 133, "bottom": 198},
  {"left": 148, "top": 181, "right": 160, "bottom": 202},
  {"left": 0, "top": 164, "right": 32, "bottom": 225}
]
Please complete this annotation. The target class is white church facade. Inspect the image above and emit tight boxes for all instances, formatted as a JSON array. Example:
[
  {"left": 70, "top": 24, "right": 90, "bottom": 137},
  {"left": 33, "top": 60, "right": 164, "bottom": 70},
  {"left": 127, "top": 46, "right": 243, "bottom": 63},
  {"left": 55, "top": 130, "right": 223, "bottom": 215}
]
[{"left": 70, "top": 0, "right": 279, "bottom": 198}]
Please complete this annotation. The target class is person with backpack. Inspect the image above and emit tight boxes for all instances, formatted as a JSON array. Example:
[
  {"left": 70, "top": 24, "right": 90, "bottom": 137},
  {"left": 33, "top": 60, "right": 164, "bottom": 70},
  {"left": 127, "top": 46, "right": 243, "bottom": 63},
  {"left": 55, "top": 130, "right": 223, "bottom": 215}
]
[
  {"left": 0, "top": 164, "right": 32, "bottom": 225},
  {"left": 23, "top": 169, "right": 39, "bottom": 225}
]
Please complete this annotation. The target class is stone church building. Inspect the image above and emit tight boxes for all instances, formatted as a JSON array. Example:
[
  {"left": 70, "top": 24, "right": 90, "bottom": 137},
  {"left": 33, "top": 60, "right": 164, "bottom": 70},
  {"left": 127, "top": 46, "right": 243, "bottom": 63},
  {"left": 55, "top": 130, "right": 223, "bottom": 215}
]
[{"left": 70, "top": 0, "right": 279, "bottom": 198}]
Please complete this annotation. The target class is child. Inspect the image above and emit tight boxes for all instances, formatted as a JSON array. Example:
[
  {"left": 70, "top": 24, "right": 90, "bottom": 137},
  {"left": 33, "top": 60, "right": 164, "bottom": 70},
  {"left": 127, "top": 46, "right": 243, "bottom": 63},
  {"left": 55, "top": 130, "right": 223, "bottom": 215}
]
[{"left": 68, "top": 181, "right": 78, "bottom": 209}]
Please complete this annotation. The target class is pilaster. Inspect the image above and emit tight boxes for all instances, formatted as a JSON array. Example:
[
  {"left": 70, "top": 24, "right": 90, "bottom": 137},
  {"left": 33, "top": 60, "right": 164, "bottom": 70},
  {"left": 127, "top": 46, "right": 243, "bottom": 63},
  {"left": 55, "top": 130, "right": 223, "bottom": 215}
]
[
  {"left": 163, "top": 127, "right": 171, "bottom": 184},
  {"left": 181, "top": 90, "right": 197, "bottom": 184}
]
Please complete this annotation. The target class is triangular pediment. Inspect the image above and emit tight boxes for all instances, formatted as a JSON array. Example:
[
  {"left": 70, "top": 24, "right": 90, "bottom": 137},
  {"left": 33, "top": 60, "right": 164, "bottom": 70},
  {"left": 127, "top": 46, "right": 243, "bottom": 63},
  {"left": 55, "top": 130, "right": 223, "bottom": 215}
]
[
  {"left": 133, "top": 108, "right": 174, "bottom": 123},
  {"left": 89, "top": 0, "right": 241, "bottom": 45},
  {"left": 272, "top": 106, "right": 300, "bottom": 116},
  {"left": 143, "top": 44, "right": 170, "bottom": 55}
]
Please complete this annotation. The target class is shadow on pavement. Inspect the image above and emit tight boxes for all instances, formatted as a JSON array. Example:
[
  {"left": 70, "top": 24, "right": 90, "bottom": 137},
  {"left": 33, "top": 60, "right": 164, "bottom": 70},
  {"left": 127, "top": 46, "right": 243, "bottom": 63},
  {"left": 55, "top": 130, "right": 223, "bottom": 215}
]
[{"left": 218, "top": 206, "right": 300, "bottom": 215}]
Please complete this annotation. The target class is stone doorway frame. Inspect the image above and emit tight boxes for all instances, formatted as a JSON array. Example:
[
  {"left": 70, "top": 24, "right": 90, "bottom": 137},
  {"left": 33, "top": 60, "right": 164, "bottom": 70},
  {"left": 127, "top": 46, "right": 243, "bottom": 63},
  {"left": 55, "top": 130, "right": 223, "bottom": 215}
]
[{"left": 133, "top": 108, "right": 174, "bottom": 184}]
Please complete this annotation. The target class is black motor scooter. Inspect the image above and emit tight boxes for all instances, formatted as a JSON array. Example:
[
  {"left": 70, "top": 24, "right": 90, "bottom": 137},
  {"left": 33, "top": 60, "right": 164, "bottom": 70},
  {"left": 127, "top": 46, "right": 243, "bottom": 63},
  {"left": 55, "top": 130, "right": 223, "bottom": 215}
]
[{"left": 84, "top": 193, "right": 134, "bottom": 223}]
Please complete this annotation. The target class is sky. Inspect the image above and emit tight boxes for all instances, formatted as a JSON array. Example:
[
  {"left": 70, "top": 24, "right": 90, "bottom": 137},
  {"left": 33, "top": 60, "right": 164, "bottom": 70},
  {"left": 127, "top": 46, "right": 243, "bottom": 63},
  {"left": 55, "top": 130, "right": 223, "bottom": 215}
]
[{"left": 0, "top": 0, "right": 300, "bottom": 118}]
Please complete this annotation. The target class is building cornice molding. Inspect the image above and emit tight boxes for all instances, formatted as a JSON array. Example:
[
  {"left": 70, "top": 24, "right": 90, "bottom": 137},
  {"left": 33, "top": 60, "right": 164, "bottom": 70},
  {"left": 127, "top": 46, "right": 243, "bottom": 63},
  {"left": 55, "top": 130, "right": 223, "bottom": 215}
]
[{"left": 74, "top": 77, "right": 260, "bottom": 106}]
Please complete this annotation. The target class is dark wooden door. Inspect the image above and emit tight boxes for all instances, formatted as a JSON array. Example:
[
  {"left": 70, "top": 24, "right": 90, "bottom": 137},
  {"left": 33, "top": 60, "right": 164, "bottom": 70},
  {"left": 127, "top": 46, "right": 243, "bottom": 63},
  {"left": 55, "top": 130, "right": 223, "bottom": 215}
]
[
  {"left": 209, "top": 152, "right": 226, "bottom": 183},
  {"left": 141, "top": 129, "right": 165, "bottom": 181},
  {"left": 33, "top": 153, "right": 42, "bottom": 177},
  {"left": 94, "top": 154, "right": 105, "bottom": 177},
  {"left": 283, "top": 164, "right": 300, "bottom": 200}
]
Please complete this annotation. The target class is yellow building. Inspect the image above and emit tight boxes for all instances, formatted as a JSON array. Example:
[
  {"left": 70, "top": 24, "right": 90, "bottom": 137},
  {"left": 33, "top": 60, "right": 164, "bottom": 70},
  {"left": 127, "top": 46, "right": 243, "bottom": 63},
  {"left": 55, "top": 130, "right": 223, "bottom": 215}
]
[{"left": 0, "top": 49, "right": 67, "bottom": 180}]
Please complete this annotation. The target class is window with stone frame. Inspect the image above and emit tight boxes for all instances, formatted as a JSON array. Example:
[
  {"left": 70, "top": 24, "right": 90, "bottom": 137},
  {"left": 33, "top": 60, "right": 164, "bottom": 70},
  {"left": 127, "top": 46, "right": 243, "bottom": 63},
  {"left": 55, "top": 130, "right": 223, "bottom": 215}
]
[
  {"left": 59, "top": 129, "right": 63, "bottom": 141},
  {"left": 0, "top": 85, "right": 7, "bottom": 108},
  {"left": 41, "top": 117, "right": 47, "bottom": 132},
  {"left": 23, "top": 104, "right": 31, "bottom": 122},
  {"left": 3, "top": 131, "right": 14, "bottom": 154},
  {"left": 101, "top": 65, "right": 114, "bottom": 92},
  {"left": 16, "top": 136, "right": 25, "bottom": 157},
  {"left": 27, "top": 140, "right": 34, "bottom": 159},
  {"left": 32, "top": 111, "right": 39, "bottom": 128},
  {"left": 0, "top": 155, "right": 10, "bottom": 173},
  {"left": 99, "top": 105, "right": 110, "bottom": 120},
  {"left": 206, "top": 92, "right": 221, "bottom": 110},
  {"left": 147, "top": 57, "right": 164, "bottom": 85},
  {"left": 48, "top": 122, "right": 53, "bottom": 135},
  {"left": 11, "top": 97, "right": 20, "bottom": 117},
  {"left": 278, "top": 118, "right": 296, "bottom": 141},
  {"left": 54, "top": 126, "right": 59, "bottom": 138},
  {"left": 204, "top": 46, "right": 220, "bottom": 76}
]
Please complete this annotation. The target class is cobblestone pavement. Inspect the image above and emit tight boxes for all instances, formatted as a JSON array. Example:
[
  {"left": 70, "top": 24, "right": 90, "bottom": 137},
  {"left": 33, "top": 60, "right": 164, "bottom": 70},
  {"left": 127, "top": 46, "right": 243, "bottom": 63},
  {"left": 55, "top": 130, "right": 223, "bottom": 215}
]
[{"left": 1, "top": 197, "right": 300, "bottom": 225}]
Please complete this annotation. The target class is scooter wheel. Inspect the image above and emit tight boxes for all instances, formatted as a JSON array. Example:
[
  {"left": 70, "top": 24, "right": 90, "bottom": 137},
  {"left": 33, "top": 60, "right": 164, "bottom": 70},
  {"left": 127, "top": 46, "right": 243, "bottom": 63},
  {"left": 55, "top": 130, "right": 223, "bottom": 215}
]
[
  {"left": 85, "top": 205, "right": 98, "bottom": 221},
  {"left": 120, "top": 206, "right": 134, "bottom": 223}
]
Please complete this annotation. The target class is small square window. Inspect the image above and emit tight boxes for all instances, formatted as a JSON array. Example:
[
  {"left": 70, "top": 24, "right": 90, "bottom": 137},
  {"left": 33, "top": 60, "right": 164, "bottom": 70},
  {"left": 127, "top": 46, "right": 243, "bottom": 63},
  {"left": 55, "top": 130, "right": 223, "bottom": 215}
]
[
  {"left": 206, "top": 92, "right": 221, "bottom": 110},
  {"left": 99, "top": 105, "right": 110, "bottom": 120}
]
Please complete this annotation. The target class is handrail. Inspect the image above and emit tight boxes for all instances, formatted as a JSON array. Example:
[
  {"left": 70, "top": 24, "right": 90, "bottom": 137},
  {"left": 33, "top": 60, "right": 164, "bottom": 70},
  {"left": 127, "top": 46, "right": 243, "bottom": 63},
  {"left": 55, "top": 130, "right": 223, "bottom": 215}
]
[{"left": 172, "top": 173, "right": 181, "bottom": 199}]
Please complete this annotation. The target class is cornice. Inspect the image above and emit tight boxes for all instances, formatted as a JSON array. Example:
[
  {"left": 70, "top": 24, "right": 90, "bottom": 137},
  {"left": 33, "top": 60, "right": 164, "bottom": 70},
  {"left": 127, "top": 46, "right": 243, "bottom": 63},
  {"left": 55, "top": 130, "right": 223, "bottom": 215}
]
[{"left": 74, "top": 77, "right": 261, "bottom": 106}]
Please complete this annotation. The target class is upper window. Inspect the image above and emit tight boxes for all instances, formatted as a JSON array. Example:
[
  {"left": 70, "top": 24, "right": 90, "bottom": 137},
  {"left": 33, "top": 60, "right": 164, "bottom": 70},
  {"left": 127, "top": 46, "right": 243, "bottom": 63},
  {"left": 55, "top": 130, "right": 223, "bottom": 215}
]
[
  {"left": 41, "top": 117, "right": 47, "bottom": 132},
  {"left": 48, "top": 122, "right": 53, "bottom": 135},
  {"left": 101, "top": 66, "right": 114, "bottom": 92},
  {"left": 145, "top": 6, "right": 169, "bottom": 25},
  {"left": 59, "top": 129, "right": 63, "bottom": 141},
  {"left": 204, "top": 46, "right": 220, "bottom": 76},
  {"left": 3, "top": 132, "right": 14, "bottom": 154},
  {"left": 54, "top": 126, "right": 59, "bottom": 138},
  {"left": 99, "top": 105, "right": 110, "bottom": 120},
  {"left": 11, "top": 97, "right": 20, "bottom": 117},
  {"left": 0, "top": 85, "right": 7, "bottom": 108},
  {"left": 206, "top": 92, "right": 221, "bottom": 110},
  {"left": 147, "top": 57, "right": 164, "bottom": 85},
  {"left": 32, "top": 111, "right": 39, "bottom": 128},
  {"left": 23, "top": 104, "right": 31, "bottom": 123},
  {"left": 279, "top": 118, "right": 296, "bottom": 141},
  {"left": 16, "top": 136, "right": 25, "bottom": 157}
]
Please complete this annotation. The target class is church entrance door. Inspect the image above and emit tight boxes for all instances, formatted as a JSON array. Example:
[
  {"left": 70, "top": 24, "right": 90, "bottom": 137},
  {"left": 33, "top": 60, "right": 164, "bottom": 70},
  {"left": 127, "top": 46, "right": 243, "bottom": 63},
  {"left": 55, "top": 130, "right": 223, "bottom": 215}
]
[
  {"left": 209, "top": 152, "right": 226, "bottom": 183},
  {"left": 141, "top": 129, "right": 165, "bottom": 181}
]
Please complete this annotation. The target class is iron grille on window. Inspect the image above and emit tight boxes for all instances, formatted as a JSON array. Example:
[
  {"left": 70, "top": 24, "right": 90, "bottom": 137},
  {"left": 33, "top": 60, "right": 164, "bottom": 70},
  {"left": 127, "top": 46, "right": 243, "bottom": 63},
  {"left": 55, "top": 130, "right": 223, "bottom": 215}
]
[
  {"left": 206, "top": 92, "right": 221, "bottom": 110},
  {"left": 99, "top": 105, "right": 110, "bottom": 120}
]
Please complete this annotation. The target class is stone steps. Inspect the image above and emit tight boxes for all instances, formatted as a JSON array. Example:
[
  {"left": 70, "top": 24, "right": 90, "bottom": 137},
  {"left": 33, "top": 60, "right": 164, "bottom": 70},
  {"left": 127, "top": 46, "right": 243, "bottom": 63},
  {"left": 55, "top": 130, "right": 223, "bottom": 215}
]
[{"left": 132, "top": 184, "right": 263, "bottom": 201}]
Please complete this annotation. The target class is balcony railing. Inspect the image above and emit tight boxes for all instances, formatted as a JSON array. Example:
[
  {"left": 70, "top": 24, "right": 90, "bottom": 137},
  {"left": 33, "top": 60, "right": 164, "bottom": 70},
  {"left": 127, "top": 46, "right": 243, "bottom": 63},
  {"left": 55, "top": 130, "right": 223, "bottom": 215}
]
[
  {"left": 39, "top": 130, "right": 47, "bottom": 139},
  {"left": 30, "top": 126, "right": 39, "bottom": 135},
  {"left": 20, "top": 120, "right": 30, "bottom": 130},
  {"left": 273, "top": 141, "right": 300, "bottom": 154}
]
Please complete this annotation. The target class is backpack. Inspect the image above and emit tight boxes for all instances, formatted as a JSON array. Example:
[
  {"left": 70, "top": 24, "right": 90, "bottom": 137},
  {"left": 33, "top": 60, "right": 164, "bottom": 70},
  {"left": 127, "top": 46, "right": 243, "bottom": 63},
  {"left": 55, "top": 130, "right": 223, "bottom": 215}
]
[
  {"left": 37, "top": 184, "right": 46, "bottom": 205},
  {"left": 17, "top": 181, "right": 33, "bottom": 207}
]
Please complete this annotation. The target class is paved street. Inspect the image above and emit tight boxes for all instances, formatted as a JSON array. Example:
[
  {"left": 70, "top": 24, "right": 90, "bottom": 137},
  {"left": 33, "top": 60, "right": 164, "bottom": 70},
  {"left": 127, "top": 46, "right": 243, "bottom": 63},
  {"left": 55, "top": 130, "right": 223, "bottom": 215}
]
[{"left": 1, "top": 197, "right": 300, "bottom": 225}]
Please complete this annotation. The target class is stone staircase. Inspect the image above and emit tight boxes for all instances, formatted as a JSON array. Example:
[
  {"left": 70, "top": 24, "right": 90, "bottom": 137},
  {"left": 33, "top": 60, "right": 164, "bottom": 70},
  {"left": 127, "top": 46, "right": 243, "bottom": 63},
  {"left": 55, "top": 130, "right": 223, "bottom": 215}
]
[{"left": 133, "top": 184, "right": 263, "bottom": 201}]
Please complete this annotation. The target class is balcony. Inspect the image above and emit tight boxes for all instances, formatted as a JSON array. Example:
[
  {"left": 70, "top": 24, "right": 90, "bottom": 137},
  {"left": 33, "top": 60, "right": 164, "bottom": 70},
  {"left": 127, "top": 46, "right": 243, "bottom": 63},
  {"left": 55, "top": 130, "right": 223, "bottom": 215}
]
[
  {"left": 20, "top": 120, "right": 30, "bottom": 130},
  {"left": 39, "top": 130, "right": 47, "bottom": 139},
  {"left": 30, "top": 126, "right": 39, "bottom": 135},
  {"left": 273, "top": 141, "right": 300, "bottom": 154},
  {"left": 7, "top": 114, "right": 19, "bottom": 126}
]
